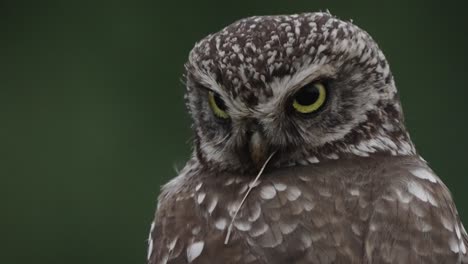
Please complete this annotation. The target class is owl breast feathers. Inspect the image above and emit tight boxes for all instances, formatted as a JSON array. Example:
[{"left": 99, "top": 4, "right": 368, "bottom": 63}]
[{"left": 147, "top": 12, "right": 468, "bottom": 264}]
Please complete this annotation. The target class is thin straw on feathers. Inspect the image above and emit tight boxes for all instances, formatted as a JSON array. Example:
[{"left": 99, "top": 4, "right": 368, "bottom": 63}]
[{"left": 224, "top": 151, "right": 277, "bottom": 244}]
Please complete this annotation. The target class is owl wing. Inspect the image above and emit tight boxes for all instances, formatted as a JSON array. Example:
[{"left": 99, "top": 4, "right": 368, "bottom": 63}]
[
  {"left": 147, "top": 186, "right": 193, "bottom": 264},
  {"left": 147, "top": 171, "right": 265, "bottom": 264},
  {"left": 365, "top": 163, "right": 468, "bottom": 263},
  {"left": 214, "top": 158, "right": 468, "bottom": 264}
]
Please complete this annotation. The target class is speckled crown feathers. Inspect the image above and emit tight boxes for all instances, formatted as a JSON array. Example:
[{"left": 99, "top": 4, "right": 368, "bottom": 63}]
[{"left": 186, "top": 12, "right": 392, "bottom": 106}]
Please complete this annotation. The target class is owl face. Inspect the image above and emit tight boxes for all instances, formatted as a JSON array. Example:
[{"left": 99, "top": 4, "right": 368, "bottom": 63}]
[{"left": 185, "top": 13, "right": 415, "bottom": 173}]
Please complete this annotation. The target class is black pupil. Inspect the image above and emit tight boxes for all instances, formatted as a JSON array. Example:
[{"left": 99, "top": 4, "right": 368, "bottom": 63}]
[
  {"left": 214, "top": 94, "right": 227, "bottom": 111},
  {"left": 295, "top": 84, "right": 320, "bottom": 105}
]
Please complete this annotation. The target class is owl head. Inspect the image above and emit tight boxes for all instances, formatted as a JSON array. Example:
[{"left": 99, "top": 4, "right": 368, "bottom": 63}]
[{"left": 184, "top": 12, "right": 415, "bottom": 173}]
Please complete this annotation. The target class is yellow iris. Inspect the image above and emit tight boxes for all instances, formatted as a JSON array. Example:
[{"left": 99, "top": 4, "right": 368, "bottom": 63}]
[
  {"left": 208, "top": 91, "right": 229, "bottom": 119},
  {"left": 292, "top": 82, "right": 327, "bottom": 114}
]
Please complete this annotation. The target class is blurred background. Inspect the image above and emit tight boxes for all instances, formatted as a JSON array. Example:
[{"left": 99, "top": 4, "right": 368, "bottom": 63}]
[{"left": 1, "top": 0, "right": 467, "bottom": 263}]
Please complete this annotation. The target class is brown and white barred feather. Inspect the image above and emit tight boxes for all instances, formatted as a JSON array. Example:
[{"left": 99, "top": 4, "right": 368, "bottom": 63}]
[{"left": 148, "top": 155, "right": 468, "bottom": 264}]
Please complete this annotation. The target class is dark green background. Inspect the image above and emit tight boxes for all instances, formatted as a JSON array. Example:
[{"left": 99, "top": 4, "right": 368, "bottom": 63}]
[{"left": 2, "top": 1, "right": 467, "bottom": 263}]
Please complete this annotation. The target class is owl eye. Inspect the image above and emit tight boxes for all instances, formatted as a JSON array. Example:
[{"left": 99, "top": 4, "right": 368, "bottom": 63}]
[
  {"left": 292, "top": 82, "right": 327, "bottom": 114},
  {"left": 208, "top": 91, "right": 229, "bottom": 119}
]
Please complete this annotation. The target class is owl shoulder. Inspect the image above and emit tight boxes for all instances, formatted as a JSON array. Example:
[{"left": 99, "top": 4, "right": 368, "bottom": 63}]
[
  {"left": 148, "top": 164, "right": 208, "bottom": 264},
  {"left": 366, "top": 158, "right": 468, "bottom": 263}
]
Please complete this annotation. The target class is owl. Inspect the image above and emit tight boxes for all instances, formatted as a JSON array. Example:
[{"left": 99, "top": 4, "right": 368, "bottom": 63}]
[{"left": 147, "top": 12, "right": 468, "bottom": 264}]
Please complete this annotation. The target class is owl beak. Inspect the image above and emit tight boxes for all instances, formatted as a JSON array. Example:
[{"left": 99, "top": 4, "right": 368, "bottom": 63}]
[{"left": 249, "top": 131, "right": 268, "bottom": 169}]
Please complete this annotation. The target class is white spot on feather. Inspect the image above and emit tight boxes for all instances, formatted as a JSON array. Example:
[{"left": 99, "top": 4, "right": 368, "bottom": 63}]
[
  {"left": 394, "top": 187, "right": 412, "bottom": 203},
  {"left": 300, "top": 233, "right": 312, "bottom": 248},
  {"left": 224, "top": 178, "right": 235, "bottom": 186},
  {"left": 238, "top": 184, "right": 248, "bottom": 194},
  {"left": 303, "top": 200, "right": 314, "bottom": 211},
  {"left": 232, "top": 44, "right": 240, "bottom": 53},
  {"left": 279, "top": 221, "right": 298, "bottom": 234},
  {"left": 234, "top": 220, "right": 252, "bottom": 231},
  {"left": 349, "top": 189, "right": 360, "bottom": 196},
  {"left": 462, "top": 223, "right": 468, "bottom": 236},
  {"left": 286, "top": 186, "right": 301, "bottom": 201},
  {"left": 460, "top": 240, "right": 466, "bottom": 254},
  {"left": 187, "top": 241, "right": 204, "bottom": 262},
  {"left": 147, "top": 221, "right": 155, "bottom": 260},
  {"left": 168, "top": 237, "right": 177, "bottom": 251},
  {"left": 407, "top": 181, "right": 429, "bottom": 202},
  {"left": 260, "top": 185, "right": 276, "bottom": 200},
  {"left": 449, "top": 237, "right": 460, "bottom": 253},
  {"left": 227, "top": 200, "right": 241, "bottom": 216},
  {"left": 273, "top": 182, "right": 287, "bottom": 191},
  {"left": 419, "top": 221, "right": 432, "bottom": 232},
  {"left": 159, "top": 254, "right": 168, "bottom": 264},
  {"left": 318, "top": 187, "right": 332, "bottom": 197},
  {"left": 192, "top": 226, "right": 201, "bottom": 235},
  {"left": 247, "top": 202, "right": 262, "bottom": 222},
  {"left": 410, "top": 168, "right": 437, "bottom": 183},
  {"left": 351, "top": 223, "right": 361, "bottom": 236},
  {"left": 455, "top": 224, "right": 462, "bottom": 239},
  {"left": 440, "top": 215, "right": 454, "bottom": 231},
  {"left": 197, "top": 192, "right": 206, "bottom": 204},
  {"left": 207, "top": 195, "right": 218, "bottom": 214},
  {"left": 215, "top": 218, "right": 227, "bottom": 230},
  {"left": 147, "top": 235, "right": 153, "bottom": 260},
  {"left": 307, "top": 156, "right": 319, "bottom": 164}
]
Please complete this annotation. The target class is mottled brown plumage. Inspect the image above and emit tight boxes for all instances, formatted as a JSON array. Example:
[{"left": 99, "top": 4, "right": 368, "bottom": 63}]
[
  {"left": 148, "top": 12, "right": 468, "bottom": 264},
  {"left": 149, "top": 155, "right": 468, "bottom": 263}
]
